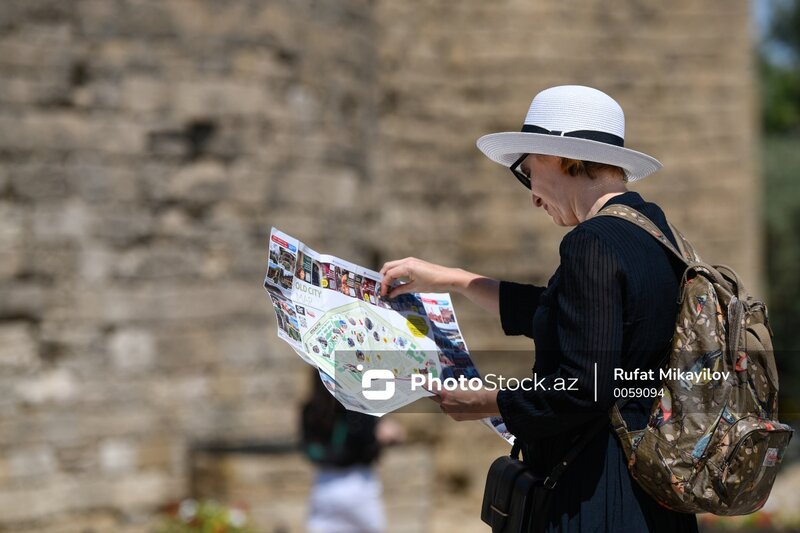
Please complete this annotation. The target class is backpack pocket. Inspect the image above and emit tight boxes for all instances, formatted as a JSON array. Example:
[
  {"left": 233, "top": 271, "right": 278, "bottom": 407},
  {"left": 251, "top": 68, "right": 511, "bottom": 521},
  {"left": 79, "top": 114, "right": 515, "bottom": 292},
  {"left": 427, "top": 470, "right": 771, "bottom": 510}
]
[{"left": 712, "top": 420, "right": 792, "bottom": 514}]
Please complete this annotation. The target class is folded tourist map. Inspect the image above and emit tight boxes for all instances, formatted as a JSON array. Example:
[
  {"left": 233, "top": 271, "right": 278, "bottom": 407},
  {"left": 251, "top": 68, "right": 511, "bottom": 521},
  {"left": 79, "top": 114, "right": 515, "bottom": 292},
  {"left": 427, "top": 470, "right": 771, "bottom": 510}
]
[{"left": 264, "top": 227, "right": 513, "bottom": 443}]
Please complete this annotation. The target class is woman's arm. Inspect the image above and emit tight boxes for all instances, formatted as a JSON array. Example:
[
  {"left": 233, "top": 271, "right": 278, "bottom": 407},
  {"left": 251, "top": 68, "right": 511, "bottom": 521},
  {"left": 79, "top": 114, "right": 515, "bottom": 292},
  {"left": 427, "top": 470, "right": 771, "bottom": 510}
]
[
  {"left": 379, "top": 258, "right": 501, "bottom": 315},
  {"left": 379, "top": 259, "right": 545, "bottom": 334}
]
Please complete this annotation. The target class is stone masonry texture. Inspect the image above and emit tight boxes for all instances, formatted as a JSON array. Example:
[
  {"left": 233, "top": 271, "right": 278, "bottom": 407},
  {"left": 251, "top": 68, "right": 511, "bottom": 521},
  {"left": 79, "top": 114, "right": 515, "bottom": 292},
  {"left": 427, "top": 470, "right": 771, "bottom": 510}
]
[{"left": 0, "top": 0, "right": 758, "bottom": 531}]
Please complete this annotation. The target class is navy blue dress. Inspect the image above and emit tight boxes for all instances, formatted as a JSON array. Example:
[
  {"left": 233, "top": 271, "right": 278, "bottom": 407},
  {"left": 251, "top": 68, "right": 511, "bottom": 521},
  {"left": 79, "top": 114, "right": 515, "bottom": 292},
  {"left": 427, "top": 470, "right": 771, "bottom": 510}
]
[{"left": 495, "top": 191, "right": 700, "bottom": 532}]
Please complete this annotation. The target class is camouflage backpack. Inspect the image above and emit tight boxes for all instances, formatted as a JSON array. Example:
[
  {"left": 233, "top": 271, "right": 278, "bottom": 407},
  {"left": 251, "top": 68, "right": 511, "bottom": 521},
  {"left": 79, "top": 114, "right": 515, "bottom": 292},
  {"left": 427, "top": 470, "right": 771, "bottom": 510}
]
[{"left": 597, "top": 204, "right": 793, "bottom": 515}]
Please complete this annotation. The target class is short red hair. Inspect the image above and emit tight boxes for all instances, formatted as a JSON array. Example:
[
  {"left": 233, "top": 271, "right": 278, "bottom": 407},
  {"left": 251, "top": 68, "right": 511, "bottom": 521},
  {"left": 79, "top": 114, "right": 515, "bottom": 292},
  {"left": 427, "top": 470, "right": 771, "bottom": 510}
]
[{"left": 559, "top": 157, "right": 626, "bottom": 181}]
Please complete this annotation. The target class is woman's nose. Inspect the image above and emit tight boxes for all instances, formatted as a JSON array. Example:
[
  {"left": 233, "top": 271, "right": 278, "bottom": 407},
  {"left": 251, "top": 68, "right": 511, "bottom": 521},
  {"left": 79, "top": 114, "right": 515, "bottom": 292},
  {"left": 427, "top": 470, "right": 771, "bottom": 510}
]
[{"left": 532, "top": 195, "right": 543, "bottom": 208}]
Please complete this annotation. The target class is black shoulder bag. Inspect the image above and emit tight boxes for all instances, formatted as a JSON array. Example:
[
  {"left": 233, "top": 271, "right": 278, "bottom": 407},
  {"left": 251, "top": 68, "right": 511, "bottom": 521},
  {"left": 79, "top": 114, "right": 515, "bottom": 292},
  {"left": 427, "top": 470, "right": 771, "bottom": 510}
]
[{"left": 481, "top": 399, "right": 630, "bottom": 533}]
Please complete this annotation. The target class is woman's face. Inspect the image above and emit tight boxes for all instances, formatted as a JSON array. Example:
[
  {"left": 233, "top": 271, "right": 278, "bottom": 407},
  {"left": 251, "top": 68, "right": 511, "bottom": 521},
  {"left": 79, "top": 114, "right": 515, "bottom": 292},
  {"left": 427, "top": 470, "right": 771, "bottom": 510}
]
[{"left": 519, "top": 154, "right": 582, "bottom": 226}]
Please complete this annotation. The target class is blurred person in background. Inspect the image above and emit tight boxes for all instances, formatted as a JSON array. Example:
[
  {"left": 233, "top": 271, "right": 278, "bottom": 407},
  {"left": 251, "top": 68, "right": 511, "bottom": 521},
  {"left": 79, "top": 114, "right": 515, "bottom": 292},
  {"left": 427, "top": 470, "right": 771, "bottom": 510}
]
[
  {"left": 301, "top": 369, "right": 406, "bottom": 533},
  {"left": 379, "top": 86, "right": 699, "bottom": 532}
]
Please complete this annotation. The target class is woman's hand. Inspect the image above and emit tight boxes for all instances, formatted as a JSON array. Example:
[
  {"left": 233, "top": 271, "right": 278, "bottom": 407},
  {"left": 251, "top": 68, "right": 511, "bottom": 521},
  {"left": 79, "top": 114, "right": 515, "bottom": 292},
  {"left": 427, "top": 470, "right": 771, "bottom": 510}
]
[
  {"left": 378, "top": 257, "right": 465, "bottom": 299},
  {"left": 378, "top": 257, "right": 501, "bottom": 315},
  {"left": 428, "top": 385, "right": 500, "bottom": 421}
]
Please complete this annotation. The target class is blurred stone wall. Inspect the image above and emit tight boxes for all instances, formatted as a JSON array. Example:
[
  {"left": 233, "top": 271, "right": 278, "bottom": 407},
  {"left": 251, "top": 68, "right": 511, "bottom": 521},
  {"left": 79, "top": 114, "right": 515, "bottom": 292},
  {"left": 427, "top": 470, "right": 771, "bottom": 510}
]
[{"left": 0, "top": 0, "right": 758, "bottom": 532}]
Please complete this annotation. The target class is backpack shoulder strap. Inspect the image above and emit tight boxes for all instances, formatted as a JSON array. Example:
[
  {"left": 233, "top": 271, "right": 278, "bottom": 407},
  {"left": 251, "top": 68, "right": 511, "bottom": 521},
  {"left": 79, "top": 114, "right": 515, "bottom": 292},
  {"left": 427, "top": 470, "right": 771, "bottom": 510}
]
[
  {"left": 667, "top": 221, "right": 702, "bottom": 263},
  {"left": 596, "top": 204, "right": 697, "bottom": 265}
]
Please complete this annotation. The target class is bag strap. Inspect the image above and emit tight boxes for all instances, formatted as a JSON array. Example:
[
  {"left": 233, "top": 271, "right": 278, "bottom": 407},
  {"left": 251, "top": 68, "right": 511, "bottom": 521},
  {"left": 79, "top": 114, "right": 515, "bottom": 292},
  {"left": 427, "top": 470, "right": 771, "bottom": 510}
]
[
  {"left": 609, "top": 401, "right": 635, "bottom": 460},
  {"left": 595, "top": 204, "right": 700, "bottom": 265},
  {"left": 667, "top": 221, "right": 701, "bottom": 263},
  {"left": 512, "top": 397, "right": 634, "bottom": 490},
  {"left": 596, "top": 205, "right": 735, "bottom": 295},
  {"left": 540, "top": 413, "right": 612, "bottom": 489}
]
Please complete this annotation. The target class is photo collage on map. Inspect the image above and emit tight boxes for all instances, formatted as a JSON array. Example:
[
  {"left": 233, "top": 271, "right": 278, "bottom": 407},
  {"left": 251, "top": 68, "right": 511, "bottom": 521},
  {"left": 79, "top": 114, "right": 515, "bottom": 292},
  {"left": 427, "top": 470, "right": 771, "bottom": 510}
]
[
  {"left": 269, "top": 292, "right": 302, "bottom": 344},
  {"left": 266, "top": 232, "right": 298, "bottom": 296},
  {"left": 483, "top": 416, "right": 515, "bottom": 444},
  {"left": 265, "top": 231, "right": 303, "bottom": 349},
  {"left": 293, "top": 248, "right": 382, "bottom": 306},
  {"left": 421, "top": 296, "right": 478, "bottom": 381}
]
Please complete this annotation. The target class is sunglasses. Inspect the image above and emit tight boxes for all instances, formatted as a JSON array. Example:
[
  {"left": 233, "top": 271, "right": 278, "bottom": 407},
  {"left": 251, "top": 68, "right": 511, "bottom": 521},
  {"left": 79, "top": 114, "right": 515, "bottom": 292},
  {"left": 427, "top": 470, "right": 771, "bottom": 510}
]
[{"left": 510, "top": 153, "right": 531, "bottom": 189}]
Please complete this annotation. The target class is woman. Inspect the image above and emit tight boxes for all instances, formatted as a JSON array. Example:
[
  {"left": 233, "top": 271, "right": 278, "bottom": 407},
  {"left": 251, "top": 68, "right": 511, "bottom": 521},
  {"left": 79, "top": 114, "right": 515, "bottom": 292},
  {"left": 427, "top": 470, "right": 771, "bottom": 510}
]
[{"left": 379, "top": 86, "right": 699, "bottom": 532}]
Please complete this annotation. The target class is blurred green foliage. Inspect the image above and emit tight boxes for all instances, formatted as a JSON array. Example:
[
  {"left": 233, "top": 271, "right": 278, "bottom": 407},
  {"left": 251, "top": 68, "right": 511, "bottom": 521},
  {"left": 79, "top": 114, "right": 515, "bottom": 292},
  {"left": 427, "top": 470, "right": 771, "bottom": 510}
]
[
  {"left": 760, "top": 0, "right": 800, "bottom": 414},
  {"left": 764, "top": 137, "right": 800, "bottom": 414},
  {"left": 760, "top": 0, "right": 800, "bottom": 134},
  {"left": 156, "top": 500, "right": 256, "bottom": 533},
  {"left": 760, "top": 60, "right": 800, "bottom": 134},
  {"left": 764, "top": 137, "right": 800, "bottom": 346}
]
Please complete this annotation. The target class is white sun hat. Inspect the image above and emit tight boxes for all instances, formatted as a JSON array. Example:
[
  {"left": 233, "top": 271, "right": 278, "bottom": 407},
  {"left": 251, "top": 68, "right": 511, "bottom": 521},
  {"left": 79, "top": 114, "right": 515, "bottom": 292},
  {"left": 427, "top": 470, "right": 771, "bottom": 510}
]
[{"left": 476, "top": 85, "right": 662, "bottom": 189}]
